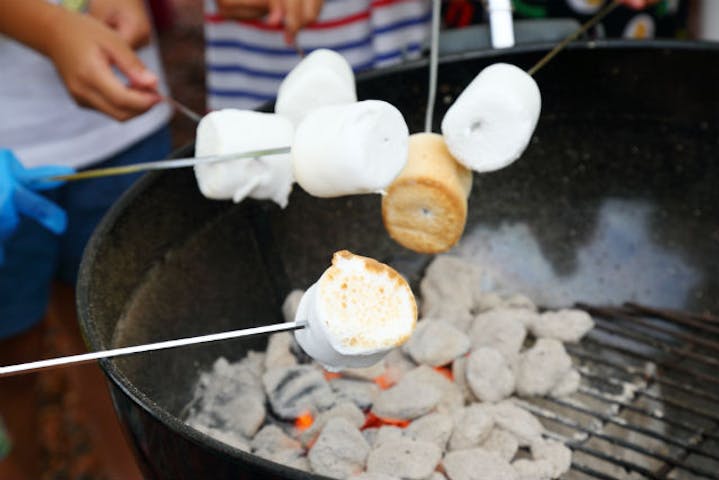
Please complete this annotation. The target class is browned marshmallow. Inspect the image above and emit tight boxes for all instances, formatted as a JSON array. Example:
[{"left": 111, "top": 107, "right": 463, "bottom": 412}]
[
  {"left": 294, "top": 250, "right": 417, "bottom": 370},
  {"left": 382, "top": 133, "right": 473, "bottom": 254}
]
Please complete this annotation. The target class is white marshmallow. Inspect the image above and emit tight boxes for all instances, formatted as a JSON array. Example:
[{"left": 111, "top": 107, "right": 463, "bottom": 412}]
[
  {"left": 292, "top": 100, "right": 410, "bottom": 198},
  {"left": 441, "top": 63, "right": 541, "bottom": 172},
  {"left": 294, "top": 250, "right": 417, "bottom": 371},
  {"left": 194, "top": 110, "right": 295, "bottom": 207},
  {"left": 275, "top": 49, "right": 357, "bottom": 127}
]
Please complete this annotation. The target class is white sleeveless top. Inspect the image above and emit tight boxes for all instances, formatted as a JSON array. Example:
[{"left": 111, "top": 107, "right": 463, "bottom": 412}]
[
  {"left": 204, "top": 0, "right": 431, "bottom": 111},
  {"left": 0, "top": 2, "right": 171, "bottom": 169}
]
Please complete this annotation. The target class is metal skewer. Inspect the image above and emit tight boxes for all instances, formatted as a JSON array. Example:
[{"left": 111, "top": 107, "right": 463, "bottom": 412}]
[
  {"left": 163, "top": 96, "right": 203, "bottom": 124},
  {"left": 424, "top": 0, "right": 441, "bottom": 133},
  {"left": 527, "top": 0, "right": 621, "bottom": 76},
  {"left": 48, "top": 146, "right": 291, "bottom": 182},
  {"left": 0, "top": 321, "right": 304, "bottom": 378}
]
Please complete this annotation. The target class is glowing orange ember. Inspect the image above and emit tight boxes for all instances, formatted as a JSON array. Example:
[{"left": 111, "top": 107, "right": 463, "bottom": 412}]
[
  {"left": 434, "top": 366, "right": 453, "bottom": 381},
  {"left": 373, "top": 373, "right": 395, "bottom": 390},
  {"left": 295, "top": 411, "right": 314, "bottom": 431},
  {"left": 362, "top": 412, "right": 410, "bottom": 429},
  {"left": 323, "top": 370, "right": 342, "bottom": 381}
]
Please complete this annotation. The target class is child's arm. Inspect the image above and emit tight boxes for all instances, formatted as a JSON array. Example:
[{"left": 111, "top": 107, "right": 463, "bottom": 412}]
[{"left": 0, "top": 0, "right": 160, "bottom": 121}]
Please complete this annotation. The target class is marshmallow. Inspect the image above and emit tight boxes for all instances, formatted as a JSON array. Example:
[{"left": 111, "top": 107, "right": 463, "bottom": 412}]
[
  {"left": 441, "top": 63, "right": 541, "bottom": 172},
  {"left": 382, "top": 133, "right": 473, "bottom": 253},
  {"left": 275, "top": 49, "right": 357, "bottom": 127},
  {"left": 294, "top": 250, "right": 417, "bottom": 371},
  {"left": 292, "top": 100, "right": 410, "bottom": 198},
  {"left": 194, "top": 110, "right": 294, "bottom": 207}
]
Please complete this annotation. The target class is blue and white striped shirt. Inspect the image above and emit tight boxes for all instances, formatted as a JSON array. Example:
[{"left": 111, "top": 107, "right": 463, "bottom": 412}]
[{"left": 204, "top": 0, "right": 432, "bottom": 110}]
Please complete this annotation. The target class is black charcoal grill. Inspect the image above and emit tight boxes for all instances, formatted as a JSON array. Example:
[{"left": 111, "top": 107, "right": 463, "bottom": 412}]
[{"left": 77, "top": 41, "right": 719, "bottom": 479}]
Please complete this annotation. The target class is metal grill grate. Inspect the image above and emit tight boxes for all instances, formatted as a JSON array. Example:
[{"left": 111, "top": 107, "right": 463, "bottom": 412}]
[{"left": 520, "top": 304, "right": 719, "bottom": 480}]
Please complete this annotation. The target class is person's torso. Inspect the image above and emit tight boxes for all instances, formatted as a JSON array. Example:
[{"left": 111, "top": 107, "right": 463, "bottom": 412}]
[{"left": 204, "top": 0, "right": 433, "bottom": 111}]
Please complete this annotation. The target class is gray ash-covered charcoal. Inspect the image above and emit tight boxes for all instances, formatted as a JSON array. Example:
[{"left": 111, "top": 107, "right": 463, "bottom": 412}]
[
  {"left": 480, "top": 428, "right": 519, "bottom": 462},
  {"left": 443, "top": 449, "right": 518, "bottom": 480},
  {"left": 340, "top": 362, "right": 386, "bottom": 381},
  {"left": 251, "top": 425, "right": 305, "bottom": 466},
  {"left": 239, "top": 350, "right": 266, "bottom": 378},
  {"left": 531, "top": 439, "right": 572, "bottom": 478},
  {"left": 502, "top": 294, "right": 536, "bottom": 312},
  {"left": 473, "top": 292, "right": 505, "bottom": 313},
  {"left": 287, "top": 456, "right": 312, "bottom": 472},
  {"left": 362, "top": 427, "right": 379, "bottom": 447},
  {"left": 515, "top": 339, "right": 572, "bottom": 397},
  {"left": 282, "top": 289, "right": 304, "bottom": 323},
  {"left": 550, "top": 368, "right": 580, "bottom": 398},
  {"left": 528, "top": 309, "right": 594, "bottom": 343},
  {"left": 428, "top": 473, "right": 448, "bottom": 480},
  {"left": 185, "top": 358, "right": 266, "bottom": 438},
  {"left": 402, "top": 319, "right": 471, "bottom": 367},
  {"left": 351, "top": 473, "right": 400, "bottom": 480},
  {"left": 421, "top": 304, "right": 475, "bottom": 332},
  {"left": 251, "top": 424, "right": 302, "bottom": 453},
  {"left": 373, "top": 425, "right": 404, "bottom": 447},
  {"left": 372, "top": 375, "right": 442, "bottom": 420},
  {"left": 401, "top": 365, "right": 464, "bottom": 414},
  {"left": 331, "top": 377, "right": 380, "bottom": 410},
  {"left": 197, "top": 357, "right": 265, "bottom": 402},
  {"left": 188, "top": 423, "right": 249, "bottom": 452},
  {"left": 366, "top": 438, "right": 442, "bottom": 480},
  {"left": 405, "top": 412, "right": 453, "bottom": 450},
  {"left": 300, "top": 401, "right": 365, "bottom": 446},
  {"left": 264, "top": 332, "right": 298, "bottom": 370},
  {"left": 489, "top": 401, "right": 544, "bottom": 447},
  {"left": 308, "top": 417, "right": 370, "bottom": 478},
  {"left": 512, "top": 459, "right": 554, "bottom": 480},
  {"left": 197, "top": 393, "right": 265, "bottom": 439},
  {"left": 383, "top": 349, "right": 417, "bottom": 385},
  {"left": 452, "top": 356, "right": 475, "bottom": 402},
  {"left": 466, "top": 347, "right": 515, "bottom": 402},
  {"left": 437, "top": 383, "right": 465, "bottom": 414},
  {"left": 420, "top": 255, "right": 480, "bottom": 315},
  {"left": 262, "top": 365, "right": 336, "bottom": 419},
  {"left": 469, "top": 309, "right": 530, "bottom": 360},
  {"left": 448, "top": 404, "right": 494, "bottom": 451}
]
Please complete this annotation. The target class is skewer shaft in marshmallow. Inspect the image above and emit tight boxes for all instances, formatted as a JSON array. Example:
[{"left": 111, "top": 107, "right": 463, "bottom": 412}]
[{"left": 194, "top": 109, "right": 295, "bottom": 207}]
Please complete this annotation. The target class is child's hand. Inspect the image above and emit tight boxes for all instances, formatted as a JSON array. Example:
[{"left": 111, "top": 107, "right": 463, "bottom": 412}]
[
  {"left": 46, "top": 11, "right": 160, "bottom": 121},
  {"left": 215, "top": 0, "right": 324, "bottom": 45},
  {"left": 267, "top": 0, "right": 324, "bottom": 45},
  {"left": 88, "top": 0, "right": 152, "bottom": 49}
]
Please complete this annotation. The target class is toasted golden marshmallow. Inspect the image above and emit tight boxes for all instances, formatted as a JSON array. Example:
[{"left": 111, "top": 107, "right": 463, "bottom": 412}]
[
  {"left": 382, "top": 133, "right": 473, "bottom": 254},
  {"left": 294, "top": 250, "right": 417, "bottom": 370}
]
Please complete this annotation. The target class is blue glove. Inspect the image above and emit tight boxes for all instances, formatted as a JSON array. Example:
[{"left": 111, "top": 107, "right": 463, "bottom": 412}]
[{"left": 0, "top": 149, "right": 75, "bottom": 264}]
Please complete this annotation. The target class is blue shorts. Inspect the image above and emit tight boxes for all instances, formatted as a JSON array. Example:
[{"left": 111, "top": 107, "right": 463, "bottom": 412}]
[{"left": 0, "top": 126, "right": 171, "bottom": 339}]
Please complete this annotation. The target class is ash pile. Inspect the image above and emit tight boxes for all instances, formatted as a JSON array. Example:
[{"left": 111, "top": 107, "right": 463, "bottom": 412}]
[{"left": 185, "top": 255, "right": 600, "bottom": 480}]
